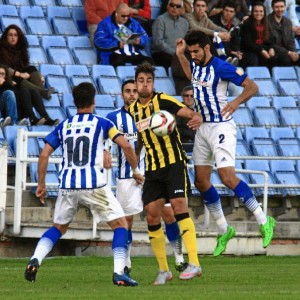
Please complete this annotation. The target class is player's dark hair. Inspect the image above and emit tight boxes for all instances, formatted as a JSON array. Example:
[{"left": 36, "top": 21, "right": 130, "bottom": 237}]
[
  {"left": 122, "top": 79, "right": 135, "bottom": 92},
  {"left": 184, "top": 30, "right": 211, "bottom": 48},
  {"left": 135, "top": 61, "right": 155, "bottom": 80},
  {"left": 72, "top": 82, "right": 96, "bottom": 109},
  {"left": 223, "top": 0, "right": 237, "bottom": 11},
  {"left": 271, "top": 0, "right": 285, "bottom": 7}
]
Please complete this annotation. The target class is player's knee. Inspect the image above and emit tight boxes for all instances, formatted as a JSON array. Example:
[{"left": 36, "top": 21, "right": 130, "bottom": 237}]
[
  {"left": 194, "top": 177, "right": 209, "bottom": 192},
  {"left": 220, "top": 175, "right": 240, "bottom": 190}
]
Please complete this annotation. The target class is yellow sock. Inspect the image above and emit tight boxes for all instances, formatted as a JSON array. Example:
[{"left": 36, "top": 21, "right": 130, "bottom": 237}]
[
  {"left": 148, "top": 227, "right": 169, "bottom": 271},
  {"left": 178, "top": 217, "right": 200, "bottom": 267}
]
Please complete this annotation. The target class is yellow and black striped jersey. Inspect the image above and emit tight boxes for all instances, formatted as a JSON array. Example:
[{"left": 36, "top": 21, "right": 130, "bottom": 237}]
[{"left": 128, "top": 92, "right": 186, "bottom": 171}]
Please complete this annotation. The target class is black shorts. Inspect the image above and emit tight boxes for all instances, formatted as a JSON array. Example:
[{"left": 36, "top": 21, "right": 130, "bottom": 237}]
[{"left": 142, "top": 160, "right": 190, "bottom": 206}]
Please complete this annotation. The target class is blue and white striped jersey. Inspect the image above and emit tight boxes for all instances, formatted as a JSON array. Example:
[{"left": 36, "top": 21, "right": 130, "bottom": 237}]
[
  {"left": 191, "top": 56, "right": 247, "bottom": 123},
  {"left": 106, "top": 107, "right": 145, "bottom": 179},
  {"left": 45, "top": 113, "right": 121, "bottom": 189}
]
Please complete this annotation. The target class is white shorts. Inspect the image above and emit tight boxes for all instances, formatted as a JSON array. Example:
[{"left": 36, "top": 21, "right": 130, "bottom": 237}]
[
  {"left": 192, "top": 119, "right": 237, "bottom": 168},
  {"left": 116, "top": 178, "right": 143, "bottom": 216},
  {"left": 54, "top": 186, "right": 125, "bottom": 224}
]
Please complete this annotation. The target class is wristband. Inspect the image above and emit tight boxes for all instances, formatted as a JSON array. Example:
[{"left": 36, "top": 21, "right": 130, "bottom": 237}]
[{"left": 132, "top": 167, "right": 141, "bottom": 175}]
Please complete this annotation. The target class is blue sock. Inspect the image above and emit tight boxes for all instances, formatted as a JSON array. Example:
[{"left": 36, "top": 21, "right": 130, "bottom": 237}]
[
  {"left": 41, "top": 226, "right": 62, "bottom": 245},
  {"left": 202, "top": 185, "right": 220, "bottom": 205},
  {"left": 127, "top": 229, "right": 132, "bottom": 246},
  {"left": 233, "top": 180, "right": 259, "bottom": 212},
  {"left": 165, "top": 222, "right": 180, "bottom": 242},
  {"left": 112, "top": 227, "right": 128, "bottom": 274}
]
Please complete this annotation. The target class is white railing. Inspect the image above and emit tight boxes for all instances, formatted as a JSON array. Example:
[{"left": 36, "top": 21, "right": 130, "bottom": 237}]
[{"left": 2, "top": 128, "right": 300, "bottom": 236}]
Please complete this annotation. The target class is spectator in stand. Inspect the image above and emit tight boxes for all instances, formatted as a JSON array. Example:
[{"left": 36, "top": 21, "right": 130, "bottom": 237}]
[
  {"left": 209, "top": 1, "right": 242, "bottom": 63},
  {"left": 94, "top": 3, "right": 153, "bottom": 67},
  {"left": 265, "top": 0, "right": 300, "bottom": 36},
  {"left": 176, "top": 85, "right": 196, "bottom": 153},
  {"left": 152, "top": 0, "right": 189, "bottom": 69},
  {"left": 209, "top": 0, "right": 250, "bottom": 20},
  {"left": 239, "top": 2, "right": 277, "bottom": 70},
  {"left": 0, "top": 25, "right": 54, "bottom": 100},
  {"left": 84, "top": 0, "right": 122, "bottom": 45},
  {"left": 122, "top": 0, "right": 153, "bottom": 35},
  {"left": 268, "top": 0, "right": 300, "bottom": 66},
  {"left": 160, "top": 0, "right": 194, "bottom": 14},
  {"left": 184, "top": 0, "right": 231, "bottom": 43}
]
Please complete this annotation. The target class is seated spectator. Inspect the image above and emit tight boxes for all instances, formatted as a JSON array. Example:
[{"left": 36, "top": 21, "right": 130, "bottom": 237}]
[
  {"left": 94, "top": 3, "right": 153, "bottom": 67},
  {"left": 239, "top": 2, "right": 277, "bottom": 70},
  {"left": 122, "top": 0, "right": 153, "bottom": 35},
  {"left": 84, "top": 0, "right": 122, "bottom": 45},
  {"left": 160, "top": 0, "right": 193, "bottom": 15},
  {"left": 209, "top": 0, "right": 250, "bottom": 20},
  {"left": 0, "top": 64, "right": 58, "bottom": 126},
  {"left": 0, "top": 25, "right": 54, "bottom": 100},
  {"left": 268, "top": 0, "right": 300, "bottom": 66},
  {"left": 184, "top": 0, "right": 231, "bottom": 43},
  {"left": 152, "top": 0, "right": 189, "bottom": 69},
  {"left": 209, "top": 1, "right": 242, "bottom": 63},
  {"left": 265, "top": 0, "right": 300, "bottom": 36},
  {"left": 176, "top": 85, "right": 196, "bottom": 153}
]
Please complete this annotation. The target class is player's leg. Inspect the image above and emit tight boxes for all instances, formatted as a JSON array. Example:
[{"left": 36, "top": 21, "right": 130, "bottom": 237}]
[
  {"left": 161, "top": 204, "right": 187, "bottom": 271},
  {"left": 125, "top": 215, "right": 134, "bottom": 273}
]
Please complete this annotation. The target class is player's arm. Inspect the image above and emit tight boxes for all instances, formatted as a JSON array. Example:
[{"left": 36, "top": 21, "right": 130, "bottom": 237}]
[
  {"left": 135, "top": 132, "right": 143, "bottom": 158},
  {"left": 177, "top": 106, "right": 202, "bottom": 130},
  {"left": 176, "top": 38, "right": 192, "bottom": 80},
  {"left": 36, "top": 143, "right": 54, "bottom": 204},
  {"left": 114, "top": 135, "right": 144, "bottom": 185},
  {"left": 221, "top": 77, "right": 258, "bottom": 118}
]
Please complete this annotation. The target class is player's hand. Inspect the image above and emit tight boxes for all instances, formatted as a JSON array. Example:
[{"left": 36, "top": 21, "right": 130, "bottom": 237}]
[
  {"left": 218, "top": 32, "right": 231, "bottom": 42},
  {"left": 133, "top": 37, "right": 140, "bottom": 45},
  {"left": 187, "top": 113, "right": 202, "bottom": 130},
  {"left": 221, "top": 100, "right": 239, "bottom": 119},
  {"left": 176, "top": 38, "right": 186, "bottom": 56},
  {"left": 133, "top": 173, "right": 144, "bottom": 185},
  {"left": 103, "top": 150, "right": 112, "bottom": 169},
  {"left": 35, "top": 184, "right": 46, "bottom": 205}
]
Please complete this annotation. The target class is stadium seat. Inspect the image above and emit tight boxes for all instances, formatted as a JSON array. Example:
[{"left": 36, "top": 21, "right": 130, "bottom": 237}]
[
  {"left": 154, "top": 78, "right": 176, "bottom": 95},
  {"left": 3, "top": 125, "right": 28, "bottom": 156},
  {"left": 246, "top": 96, "right": 270, "bottom": 112},
  {"left": 94, "top": 107, "right": 115, "bottom": 118},
  {"left": 19, "top": 5, "right": 44, "bottom": 20},
  {"left": 150, "top": 0, "right": 161, "bottom": 19},
  {"left": 31, "top": 0, "right": 57, "bottom": 8},
  {"left": 26, "top": 34, "right": 40, "bottom": 46},
  {"left": 0, "top": 5, "right": 18, "bottom": 18},
  {"left": 253, "top": 79, "right": 279, "bottom": 97},
  {"left": 236, "top": 126, "right": 243, "bottom": 140},
  {"left": 71, "top": 7, "right": 88, "bottom": 35},
  {"left": 29, "top": 45, "right": 49, "bottom": 66},
  {"left": 47, "top": 46, "right": 75, "bottom": 65},
  {"left": 52, "top": 17, "right": 79, "bottom": 36},
  {"left": 246, "top": 66, "right": 271, "bottom": 80},
  {"left": 244, "top": 127, "right": 269, "bottom": 145},
  {"left": 211, "top": 171, "right": 232, "bottom": 196},
  {"left": 272, "top": 96, "right": 297, "bottom": 112},
  {"left": 270, "top": 160, "right": 296, "bottom": 173},
  {"left": 25, "top": 16, "right": 53, "bottom": 35},
  {"left": 57, "top": 0, "right": 82, "bottom": 7},
  {"left": 228, "top": 82, "right": 244, "bottom": 96},
  {"left": 40, "top": 64, "right": 64, "bottom": 77},
  {"left": 72, "top": 47, "right": 97, "bottom": 67},
  {"left": 67, "top": 36, "right": 91, "bottom": 50},
  {"left": 70, "top": 75, "right": 98, "bottom": 92},
  {"left": 296, "top": 127, "right": 300, "bottom": 139},
  {"left": 46, "top": 74, "right": 72, "bottom": 95},
  {"left": 46, "top": 6, "right": 71, "bottom": 23},
  {"left": 62, "top": 93, "right": 74, "bottom": 112},
  {"left": 279, "top": 107, "right": 300, "bottom": 128},
  {"left": 277, "top": 80, "right": 300, "bottom": 96},
  {"left": 232, "top": 106, "right": 255, "bottom": 128},
  {"left": 92, "top": 65, "right": 117, "bottom": 81},
  {"left": 115, "top": 95, "right": 124, "bottom": 109},
  {"left": 6, "top": 0, "right": 31, "bottom": 6},
  {"left": 41, "top": 35, "right": 66, "bottom": 51},
  {"left": 37, "top": 136, "right": 63, "bottom": 157},
  {"left": 272, "top": 66, "right": 298, "bottom": 82},
  {"left": 251, "top": 137, "right": 279, "bottom": 157},
  {"left": 95, "top": 95, "right": 115, "bottom": 108},
  {"left": 42, "top": 93, "right": 61, "bottom": 108},
  {"left": 116, "top": 65, "right": 136, "bottom": 82},
  {"left": 44, "top": 106, "right": 67, "bottom": 123},
  {"left": 66, "top": 106, "right": 77, "bottom": 117},
  {"left": 274, "top": 171, "right": 300, "bottom": 196},
  {"left": 155, "top": 66, "right": 168, "bottom": 78},
  {"left": 253, "top": 106, "right": 281, "bottom": 127},
  {"left": 65, "top": 64, "right": 89, "bottom": 77},
  {"left": 277, "top": 138, "right": 300, "bottom": 157},
  {"left": 1, "top": 15, "right": 27, "bottom": 33},
  {"left": 97, "top": 76, "right": 122, "bottom": 96},
  {"left": 236, "top": 139, "right": 253, "bottom": 156},
  {"left": 270, "top": 127, "right": 295, "bottom": 142}
]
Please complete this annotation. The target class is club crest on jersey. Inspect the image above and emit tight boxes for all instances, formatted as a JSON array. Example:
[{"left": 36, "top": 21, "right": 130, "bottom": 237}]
[
  {"left": 192, "top": 78, "right": 210, "bottom": 87},
  {"left": 136, "top": 116, "right": 151, "bottom": 132},
  {"left": 236, "top": 68, "right": 244, "bottom": 75}
]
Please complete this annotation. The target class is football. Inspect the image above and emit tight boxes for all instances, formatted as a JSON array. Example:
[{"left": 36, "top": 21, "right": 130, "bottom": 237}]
[{"left": 149, "top": 110, "right": 176, "bottom": 137}]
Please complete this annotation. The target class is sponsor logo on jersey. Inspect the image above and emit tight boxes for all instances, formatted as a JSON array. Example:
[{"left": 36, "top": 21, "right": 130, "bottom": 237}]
[{"left": 136, "top": 116, "right": 151, "bottom": 132}]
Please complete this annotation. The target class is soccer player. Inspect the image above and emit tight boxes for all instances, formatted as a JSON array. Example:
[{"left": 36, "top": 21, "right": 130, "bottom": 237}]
[
  {"left": 106, "top": 79, "right": 187, "bottom": 275},
  {"left": 128, "top": 62, "right": 202, "bottom": 285},
  {"left": 24, "top": 82, "right": 144, "bottom": 287},
  {"left": 176, "top": 30, "right": 276, "bottom": 256}
]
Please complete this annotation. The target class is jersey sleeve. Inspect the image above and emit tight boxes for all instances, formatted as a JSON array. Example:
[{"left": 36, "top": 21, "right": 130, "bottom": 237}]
[
  {"left": 102, "top": 117, "right": 121, "bottom": 141},
  {"left": 218, "top": 61, "right": 247, "bottom": 86},
  {"left": 44, "top": 125, "right": 61, "bottom": 150},
  {"left": 159, "top": 94, "right": 186, "bottom": 115}
]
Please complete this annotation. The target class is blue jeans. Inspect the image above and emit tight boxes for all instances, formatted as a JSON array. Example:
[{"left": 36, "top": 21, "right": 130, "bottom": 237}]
[{"left": 0, "top": 90, "right": 18, "bottom": 124}]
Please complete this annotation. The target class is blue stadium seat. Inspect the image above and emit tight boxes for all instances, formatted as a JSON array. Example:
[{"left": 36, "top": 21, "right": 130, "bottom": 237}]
[
  {"left": 19, "top": 5, "right": 44, "bottom": 20},
  {"left": 42, "top": 93, "right": 60, "bottom": 108},
  {"left": 5, "top": 0, "right": 31, "bottom": 7},
  {"left": 155, "top": 66, "right": 168, "bottom": 78},
  {"left": 232, "top": 106, "right": 255, "bottom": 128},
  {"left": 251, "top": 137, "right": 279, "bottom": 157},
  {"left": 253, "top": 79, "right": 279, "bottom": 97},
  {"left": 150, "top": 0, "right": 161, "bottom": 19},
  {"left": 270, "top": 127, "right": 295, "bottom": 142},
  {"left": 270, "top": 160, "right": 296, "bottom": 173},
  {"left": 67, "top": 36, "right": 91, "bottom": 50},
  {"left": 70, "top": 75, "right": 98, "bottom": 92},
  {"left": 3, "top": 125, "right": 28, "bottom": 157},
  {"left": 72, "top": 47, "right": 97, "bottom": 66},
  {"left": 30, "top": 125, "right": 56, "bottom": 133},
  {"left": 25, "top": 16, "right": 53, "bottom": 35},
  {"left": 94, "top": 107, "right": 115, "bottom": 118},
  {"left": 46, "top": 6, "right": 71, "bottom": 23},
  {"left": 116, "top": 65, "right": 136, "bottom": 82},
  {"left": 44, "top": 106, "right": 67, "bottom": 123},
  {"left": 31, "top": 0, "right": 57, "bottom": 8},
  {"left": 47, "top": 46, "right": 75, "bottom": 65},
  {"left": 236, "top": 139, "right": 253, "bottom": 156},
  {"left": 277, "top": 80, "right": 300, "bottom": 96},
  {"left": 236, "top": 126, "right": 243, "bottom": 140},
  {"left": 66, "top": 106, "right": 77, "bottom": 117},
  {"left": 154, "top": 78, "right": 176, "bottom": 95},
  {"left": 274, "top": 171, "right": 300, "bottom": 196},
  {"left": 40, "top": 64, "right": 64, "bottom": 77},
  {"left": 253, "top": 106, "right": 281, "bottom": 127},
  {"left": 272, "top": 66, "right": 298, "bottom": 82},
  {"left": 246, "top": 66, "right": 271, "bottom": 80},
  {"left": 272, "top": 96, "right": 297, "bottom": 112},
  {"left": 26, "top": 34, "right": 40, "bottom": 46},
  {"left": 29, "top": 45, "right": 49, "bottom": 66},
  {"left": 65, "top": 64, "right": 89, "bottom": 77},
  {"left": 279, "top": 107, "right": 300, "bottom": 128},
  {"left": 0, "top": 5, "right": 18, "bottom": 17},
  {"left": 228, "top": 82, "right": 244, "bottom": 96},
  {"left": 296, "top": 127, "right": 300, "bottom": 139},
  {"left": 246, "top": 96, "right": 270, "bottom": 112},
  {"left": 115, "top": 95, "right": 124, "bottom": 109},
  {"left": 57, "top": 0, "right": 82, "bottom": 7},
  {"left": 244, "top": 127, "right": 269, "bottom": 145},
  {"left": 211, "top": 171, "right": 232, "bottom": 196},
  {"left": 277, "top": 138, "right": 300, "bottom": 156},
  {"left": 52, "top": 17, "right": 79, "bottom": 36},
  {"left": 97, "top": 76, "right": 122, "bottom": 96},
  {"left": 92, "top": 65, "right": 117, "bottom": 82},
  {"left": 95, "top": 95, "right": 115, "bottom": 109},
  {"left": 41, "top": 35, "right": 66, "bottom": 51},
  {"left": 61, "top": 93, "right": 74, "bottom": 112},
  {"left": 46, "top": 74, "right": 72, "bottom": 95},
  {"left": 71, "top": 7, "right": 88, "bottom": 35},
  {"left": 1, "top": 16, "right": 27, "bottom": 33}
]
